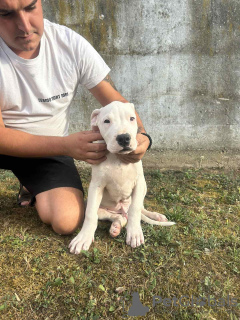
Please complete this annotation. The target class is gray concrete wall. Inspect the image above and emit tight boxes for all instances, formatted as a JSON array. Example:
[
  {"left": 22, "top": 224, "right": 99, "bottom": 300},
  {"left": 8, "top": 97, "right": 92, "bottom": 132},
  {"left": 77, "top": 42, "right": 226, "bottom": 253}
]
[{"left": 43, "top": 0, "right": 240, "bottom": 151}]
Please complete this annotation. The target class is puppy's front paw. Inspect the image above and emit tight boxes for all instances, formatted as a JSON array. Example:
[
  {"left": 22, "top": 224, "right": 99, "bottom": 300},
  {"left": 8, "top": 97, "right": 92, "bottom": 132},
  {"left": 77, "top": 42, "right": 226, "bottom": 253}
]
[
  {"left": 126, "top": 225, "right": 144, "bottom": 248},
  {"left": 69, "top": 226, "right": 96, "bottom": 254}
]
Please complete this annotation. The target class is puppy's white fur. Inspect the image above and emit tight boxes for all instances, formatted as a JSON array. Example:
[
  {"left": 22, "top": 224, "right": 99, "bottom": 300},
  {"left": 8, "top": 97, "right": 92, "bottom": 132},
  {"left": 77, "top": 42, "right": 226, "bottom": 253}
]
[{"left": 69, "top": 101, "right": 175, "bottom": 254}]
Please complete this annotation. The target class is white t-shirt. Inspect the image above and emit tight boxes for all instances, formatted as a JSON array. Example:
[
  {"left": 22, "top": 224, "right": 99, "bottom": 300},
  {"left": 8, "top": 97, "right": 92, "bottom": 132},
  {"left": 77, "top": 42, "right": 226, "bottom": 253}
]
[{"left": 0, "top": 19, "right": 110, "bottom": 136}]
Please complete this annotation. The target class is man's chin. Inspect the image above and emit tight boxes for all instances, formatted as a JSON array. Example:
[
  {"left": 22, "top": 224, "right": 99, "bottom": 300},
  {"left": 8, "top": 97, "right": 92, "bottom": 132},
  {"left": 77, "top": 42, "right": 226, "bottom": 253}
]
[
  {"left": 13, "top": 43, "right": 40, "bottom": 59},
  {"left": 10, "top": 33, "right": 41, "bottom": 57}
]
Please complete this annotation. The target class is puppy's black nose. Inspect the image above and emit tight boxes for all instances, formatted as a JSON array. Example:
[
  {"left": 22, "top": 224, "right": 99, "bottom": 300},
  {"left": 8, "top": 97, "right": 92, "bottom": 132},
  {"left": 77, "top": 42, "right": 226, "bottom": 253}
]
[{"left": 116, "top": 133, "right": 131, "bottom": 147}]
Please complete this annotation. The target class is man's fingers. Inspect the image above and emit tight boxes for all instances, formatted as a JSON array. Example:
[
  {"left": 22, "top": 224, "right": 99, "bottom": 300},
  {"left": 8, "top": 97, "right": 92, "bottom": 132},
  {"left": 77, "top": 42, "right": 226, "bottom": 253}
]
[
  {"left": 117, "top": 153, "right": 141, "bottom": 164},
  {"left": 86, "top": 150, "right": 108, "bottom": 160},
  {"left": 82, "top": 131, "right": 104, "bottom": 142},
  {"left": 87, "top": 142, "right": 107, "bottom": 152},
  {"left": 86, "top": 156, "right": 107, "bottom": 165},
  {"left": 116, "top": 142, "right": 146, "bottom": 163}
]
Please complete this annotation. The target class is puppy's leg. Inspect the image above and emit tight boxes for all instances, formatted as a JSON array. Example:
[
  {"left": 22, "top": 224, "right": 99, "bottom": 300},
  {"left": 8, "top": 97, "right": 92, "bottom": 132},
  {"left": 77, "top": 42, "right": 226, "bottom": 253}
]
[
  {"left": 69, "top": 182, "right": 104, "bottom": 254},
  {"left": 98, "top": 208, "right": 127, "bottom": 237},
  {"left": 141, "top": 208, "right": 168, "bottom": 222},
  {"left": 126, "top": 175, "right": 146, "bottom": 248}
]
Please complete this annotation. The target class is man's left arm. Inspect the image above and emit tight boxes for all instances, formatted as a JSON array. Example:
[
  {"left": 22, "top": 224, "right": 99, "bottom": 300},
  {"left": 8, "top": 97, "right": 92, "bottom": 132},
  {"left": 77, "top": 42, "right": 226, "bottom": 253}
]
[{"left": 89, "top": 75, "right": 150, "bottom": 163}]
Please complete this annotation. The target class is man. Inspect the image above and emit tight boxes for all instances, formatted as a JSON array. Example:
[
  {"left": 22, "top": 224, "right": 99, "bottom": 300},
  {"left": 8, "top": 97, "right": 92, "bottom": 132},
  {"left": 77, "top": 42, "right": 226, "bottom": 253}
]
[{"left": 0, "top": 0, "right": 150, "bottom": 235}]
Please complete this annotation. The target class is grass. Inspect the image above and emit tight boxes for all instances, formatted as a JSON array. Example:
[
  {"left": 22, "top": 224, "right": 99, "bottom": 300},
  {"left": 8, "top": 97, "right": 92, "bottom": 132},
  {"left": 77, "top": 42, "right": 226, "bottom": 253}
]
[{"left": 0, "top": 167, "right": 240, "bottom": 319}]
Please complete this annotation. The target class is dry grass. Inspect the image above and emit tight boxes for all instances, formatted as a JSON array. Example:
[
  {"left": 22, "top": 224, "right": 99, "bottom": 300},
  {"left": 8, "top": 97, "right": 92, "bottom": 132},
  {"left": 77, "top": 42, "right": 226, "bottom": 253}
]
[{"left": 0, "top": 167, "right": 240, "bottom": 319}]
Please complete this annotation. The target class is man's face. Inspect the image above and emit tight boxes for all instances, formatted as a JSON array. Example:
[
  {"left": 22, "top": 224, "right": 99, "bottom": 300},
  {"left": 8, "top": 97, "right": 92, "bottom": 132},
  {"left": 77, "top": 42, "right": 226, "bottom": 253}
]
[{"left": 0, "top": 0, "right": 44, "bottom": 59}]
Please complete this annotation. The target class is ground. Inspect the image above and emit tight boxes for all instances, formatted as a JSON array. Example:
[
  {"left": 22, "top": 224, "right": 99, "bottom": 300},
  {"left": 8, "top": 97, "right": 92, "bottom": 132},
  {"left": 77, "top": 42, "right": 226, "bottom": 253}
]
[{"left": 0, "top": 153, "right": 240, "bottom": 319}]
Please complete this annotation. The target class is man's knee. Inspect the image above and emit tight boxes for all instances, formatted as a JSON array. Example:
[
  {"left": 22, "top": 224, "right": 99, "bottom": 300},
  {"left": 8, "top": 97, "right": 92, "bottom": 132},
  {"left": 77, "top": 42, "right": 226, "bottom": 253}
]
[
  {"left": 51, "top": 209, "right": 84, "bottom": 235},
  {"left": 35, "top": 187, "right": 85, "bottom": 235}
]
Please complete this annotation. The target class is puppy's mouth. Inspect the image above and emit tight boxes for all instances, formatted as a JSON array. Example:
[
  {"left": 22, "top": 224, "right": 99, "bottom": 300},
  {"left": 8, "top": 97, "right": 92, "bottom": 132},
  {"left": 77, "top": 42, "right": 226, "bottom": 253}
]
[{"left": 118, "top": 147, "right": 133, "bottom": 154}]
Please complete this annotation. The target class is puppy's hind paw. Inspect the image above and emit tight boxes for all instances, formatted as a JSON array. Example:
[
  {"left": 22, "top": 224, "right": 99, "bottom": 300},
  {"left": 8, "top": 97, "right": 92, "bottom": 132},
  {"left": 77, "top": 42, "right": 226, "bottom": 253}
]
[
  {"left": 142, "top": 209, "right": 168, "bottom": 222},
  {"left": 109, "top": 220, "right": 122, "bottom": 237},
  {"left": 153, "top": 212, "right": 169, "bottom": 222}
]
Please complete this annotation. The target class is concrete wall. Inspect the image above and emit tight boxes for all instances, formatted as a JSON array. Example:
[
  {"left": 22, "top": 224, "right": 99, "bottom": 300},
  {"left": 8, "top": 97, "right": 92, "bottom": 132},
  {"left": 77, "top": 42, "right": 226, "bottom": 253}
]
[{"left": 42, "top": 0, "right": 240, "bottom": 151}]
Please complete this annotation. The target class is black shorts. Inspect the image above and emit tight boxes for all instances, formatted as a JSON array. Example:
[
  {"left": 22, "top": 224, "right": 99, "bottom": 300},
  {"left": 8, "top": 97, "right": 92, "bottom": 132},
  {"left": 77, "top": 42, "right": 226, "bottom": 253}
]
[{"left": 0, "top": 155, "right": 84, "bottom": 199}]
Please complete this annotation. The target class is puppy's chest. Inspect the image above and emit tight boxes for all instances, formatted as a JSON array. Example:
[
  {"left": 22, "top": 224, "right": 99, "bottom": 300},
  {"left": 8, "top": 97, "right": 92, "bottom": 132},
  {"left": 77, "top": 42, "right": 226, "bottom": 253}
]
[{"left": 103, "top": 162, "right": 138, "bottom": 198}]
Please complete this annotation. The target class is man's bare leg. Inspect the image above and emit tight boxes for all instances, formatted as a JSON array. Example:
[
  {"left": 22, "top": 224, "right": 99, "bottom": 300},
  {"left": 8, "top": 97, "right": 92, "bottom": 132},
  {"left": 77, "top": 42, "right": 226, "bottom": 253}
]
[{"left": 35, "top": 187, "right": 85, "bottom": 235}]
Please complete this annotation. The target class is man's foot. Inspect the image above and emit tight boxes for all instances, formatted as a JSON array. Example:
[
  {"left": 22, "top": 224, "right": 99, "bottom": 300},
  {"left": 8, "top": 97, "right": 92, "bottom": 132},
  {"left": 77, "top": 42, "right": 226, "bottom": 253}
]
[{"left": 17, "top": 184, "right": 34, "bottom": 207}]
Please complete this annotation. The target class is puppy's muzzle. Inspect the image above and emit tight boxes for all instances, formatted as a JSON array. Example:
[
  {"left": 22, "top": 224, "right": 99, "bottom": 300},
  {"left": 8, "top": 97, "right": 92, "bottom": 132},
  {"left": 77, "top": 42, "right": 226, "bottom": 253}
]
[{"left": 116, "top": 133, "right": 131, "bottom": 148}]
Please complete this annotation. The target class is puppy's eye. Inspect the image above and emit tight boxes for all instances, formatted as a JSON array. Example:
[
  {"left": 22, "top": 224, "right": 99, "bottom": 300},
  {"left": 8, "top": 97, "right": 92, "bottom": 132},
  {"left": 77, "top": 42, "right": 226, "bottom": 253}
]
[
  {"left": 104, "top": 119, "right": 110, "bottom": 123},
  {"left": 130, "top": 117, "right": 135, "bottom": 121}
]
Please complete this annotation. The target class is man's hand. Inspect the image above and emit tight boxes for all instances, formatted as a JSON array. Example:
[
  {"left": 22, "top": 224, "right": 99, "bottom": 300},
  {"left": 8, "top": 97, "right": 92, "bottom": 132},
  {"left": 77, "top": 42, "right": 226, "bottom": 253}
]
[
  {"left": 117, "top": 133, "right": 149, "bottom": 164},
  {"left": 63, "top": 130, "right": 108, "bottom": 164}
]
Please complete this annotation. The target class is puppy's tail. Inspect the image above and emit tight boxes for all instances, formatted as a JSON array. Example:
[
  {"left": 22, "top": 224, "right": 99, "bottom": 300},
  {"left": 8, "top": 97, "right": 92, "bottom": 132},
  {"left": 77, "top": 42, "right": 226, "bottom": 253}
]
[{"left": 141, "top": 214, "right": 175, "bottom": 226}]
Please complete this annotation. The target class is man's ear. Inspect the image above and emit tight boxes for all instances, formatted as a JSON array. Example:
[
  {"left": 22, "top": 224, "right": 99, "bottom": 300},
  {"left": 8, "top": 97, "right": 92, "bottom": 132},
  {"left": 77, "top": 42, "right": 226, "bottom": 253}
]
[{"left": 91, "top": 109, "right": 101, "bottom": 132}]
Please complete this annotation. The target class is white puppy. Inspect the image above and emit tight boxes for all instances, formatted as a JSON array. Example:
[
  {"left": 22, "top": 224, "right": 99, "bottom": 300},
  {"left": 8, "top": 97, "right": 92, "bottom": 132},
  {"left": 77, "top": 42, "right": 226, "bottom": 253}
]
[{"left": 69, "top": 101, "right": 175, "bottom": 254}]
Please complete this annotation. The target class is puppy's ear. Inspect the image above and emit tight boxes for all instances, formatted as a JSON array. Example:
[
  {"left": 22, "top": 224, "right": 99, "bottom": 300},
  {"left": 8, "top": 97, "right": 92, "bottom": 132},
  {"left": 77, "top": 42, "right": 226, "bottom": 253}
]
[
  {"left": 129, "top": 103, "right": 135, "bottom": 111},
  {"left": 91, "top": 109, "right": 101, "bottom": 132}
]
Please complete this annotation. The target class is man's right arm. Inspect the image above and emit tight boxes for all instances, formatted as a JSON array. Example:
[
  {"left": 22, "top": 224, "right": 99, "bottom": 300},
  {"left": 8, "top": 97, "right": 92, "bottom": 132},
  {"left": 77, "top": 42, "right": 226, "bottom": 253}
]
[
  {"left": 0, "top": 109, "right": 107, "bottom": 164},
  {"left": 0, "top": 108, "right": 4, "bottom": 128}
]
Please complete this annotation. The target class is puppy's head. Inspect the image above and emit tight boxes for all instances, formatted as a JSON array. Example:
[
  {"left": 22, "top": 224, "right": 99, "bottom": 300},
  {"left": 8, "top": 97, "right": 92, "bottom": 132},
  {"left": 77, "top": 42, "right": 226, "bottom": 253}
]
[{"left": 91, "top": 101, "right": 138, "bottom": 154}]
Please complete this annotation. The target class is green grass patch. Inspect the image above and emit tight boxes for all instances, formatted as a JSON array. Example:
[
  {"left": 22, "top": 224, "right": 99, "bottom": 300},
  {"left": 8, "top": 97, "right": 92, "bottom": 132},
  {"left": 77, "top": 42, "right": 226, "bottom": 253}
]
[{"left": 0, "top": 168, "right": 239, "bottom": 319}]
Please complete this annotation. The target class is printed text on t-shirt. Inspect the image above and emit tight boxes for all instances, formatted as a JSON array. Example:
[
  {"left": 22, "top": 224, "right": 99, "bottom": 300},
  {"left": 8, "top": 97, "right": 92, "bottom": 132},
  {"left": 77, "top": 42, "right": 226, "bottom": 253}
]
[{"left": 38, "top": 92, "right": 69, "bottom": 103}]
